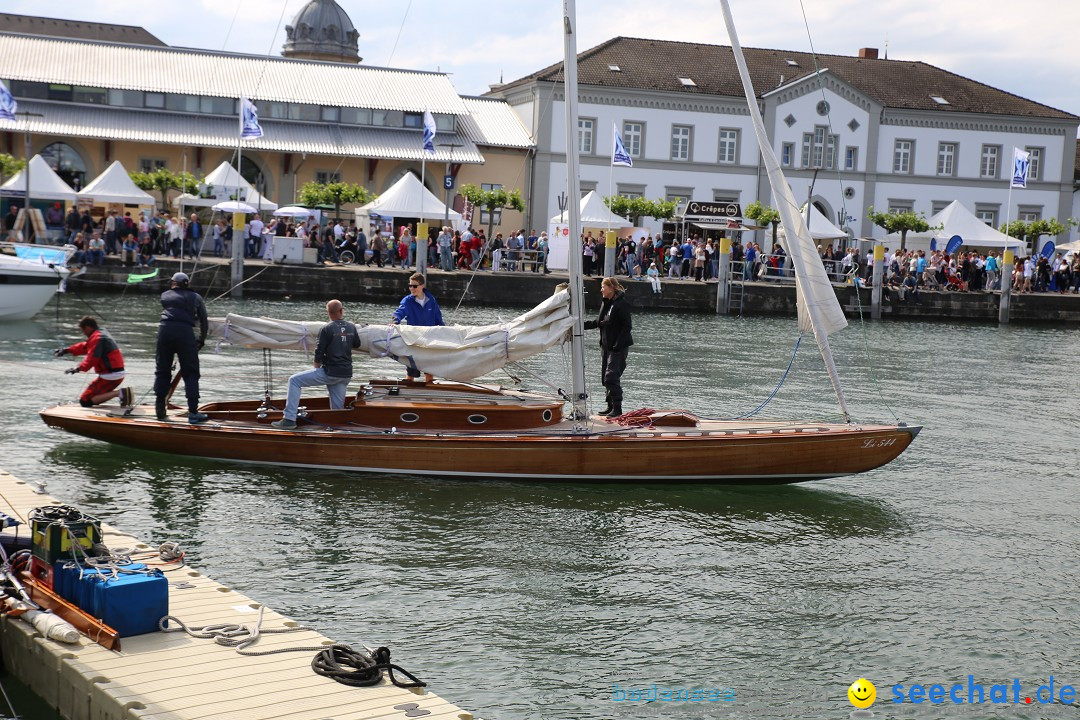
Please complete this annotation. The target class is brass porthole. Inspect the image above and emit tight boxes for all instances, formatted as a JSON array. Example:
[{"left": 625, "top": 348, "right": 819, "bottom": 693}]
[
  {"left": 542, "top": 409, "right": 553, "bottom": 422},
  {"left": 467, "top": 414, "right": 488, "bottom": 425},
  {"left": 400, "top": 413, "right": 420, "bottom": 423}
]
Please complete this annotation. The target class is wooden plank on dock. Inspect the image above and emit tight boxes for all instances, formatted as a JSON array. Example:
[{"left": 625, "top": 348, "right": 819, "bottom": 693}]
[{"left": 0, "top": 469, "right": 478, "bottom": 720}]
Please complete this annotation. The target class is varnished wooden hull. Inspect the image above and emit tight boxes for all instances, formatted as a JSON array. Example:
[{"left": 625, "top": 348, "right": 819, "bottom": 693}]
[{"left": 39, "top": 401, "right": 919, "bottom": 484}]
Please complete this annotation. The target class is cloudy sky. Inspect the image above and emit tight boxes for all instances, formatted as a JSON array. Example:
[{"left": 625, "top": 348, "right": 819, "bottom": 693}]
[{"left": 9, "top": 0, "right": 1080, "bottom": 121}]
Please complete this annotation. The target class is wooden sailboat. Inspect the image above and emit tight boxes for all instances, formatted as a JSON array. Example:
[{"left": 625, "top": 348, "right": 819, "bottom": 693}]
[{"left": 39, "top": 0, "right": 919, "bottom": 484}]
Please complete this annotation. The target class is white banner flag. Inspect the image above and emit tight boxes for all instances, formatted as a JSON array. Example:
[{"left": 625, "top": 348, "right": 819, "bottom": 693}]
[
  {"left": 240, "top": 98, "right": 264, "bottom": 139},
  {"left": 423, "top": 110, "right": 436, "bottom": 154},
  {"left": 611, "top": 122, "right": 633, "bottom": 167},
  {"left": 1011, "top": 147, "right": 1029, "bottom": 189}
]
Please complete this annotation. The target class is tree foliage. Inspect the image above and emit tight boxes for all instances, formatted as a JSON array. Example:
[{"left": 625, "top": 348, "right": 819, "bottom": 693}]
[
  {"left": 0, "top": 153, "right": 26, "bottom": 184},
  {"left": 867, "top": 206, "right": 933, "bottom": 251},
  {"left": 602, "top": 196, "right": 678, "bottom": 227},
  {"left": 459, "top": 184, "right": 525, "bottom": 238},
  {"left": 129, "top": 167, "right": 203, "bottom": 205},
  {"left": 298, "top": 181, "right": 374, "bottom": 221},
  {"left": 744, "top": 200, "right": 782, "bottom": 245},
  {"left": 1001, "top": 218, "right": 1072, "bottom": 253}
]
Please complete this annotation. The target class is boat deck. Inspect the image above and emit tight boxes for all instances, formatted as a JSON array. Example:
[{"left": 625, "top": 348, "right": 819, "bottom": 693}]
[{"left": 0, "top": 469, "right": 479, "bottom": 720}]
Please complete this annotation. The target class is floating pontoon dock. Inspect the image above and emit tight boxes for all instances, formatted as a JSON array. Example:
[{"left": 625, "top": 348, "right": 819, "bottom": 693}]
[{"left": 0, "top": 469, "right": 477, "bottom": 720}]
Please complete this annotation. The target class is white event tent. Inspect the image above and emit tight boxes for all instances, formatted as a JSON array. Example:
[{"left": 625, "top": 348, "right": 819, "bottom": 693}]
[
  {"left": 779, "top": 204, "right": 848, "bottom": 243},
  {"left": 356, "top": 172, "right": 461, "bottom": 226},
  {"left": 0, "top": 155, "right": 77, "bottom": 201},
  {"left": 886, "top": 200, "right": 1025, "bottom": 252},
  {"left": 174, "top": 162, "right": 277, "bottom": 212},
  {"left": 77, "top": 161, "right": 155, "bottom": 206},
  {"left": 548, "top": 190, "right": 633, "bottom": 229}
]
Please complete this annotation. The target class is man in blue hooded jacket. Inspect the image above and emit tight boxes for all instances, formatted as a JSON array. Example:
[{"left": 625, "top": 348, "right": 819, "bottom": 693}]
[{"left": 392, "top": 273, "right": 444, "bottom": 382}]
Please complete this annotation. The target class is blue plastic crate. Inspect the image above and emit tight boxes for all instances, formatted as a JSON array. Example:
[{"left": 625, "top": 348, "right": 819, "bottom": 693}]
[{"left": 90, "top": 568, "right": 168, "bottom": 637}]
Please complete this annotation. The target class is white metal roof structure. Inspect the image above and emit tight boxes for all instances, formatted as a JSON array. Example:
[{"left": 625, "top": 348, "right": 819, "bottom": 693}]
[
  {"left": 0, "top": 33, "right": 468, "bottom": 114},
  {"left": 77, "top": 160, "right": 155, "bottom": 205},
  {"left": 458, "top": 97, "right": 534, "bottom": 149},
  {"left": 0, "top": 155, "right": 77, "bottom": 200},
  {"left": 13, "top": 101, "right": 484, "bottom": 163}
]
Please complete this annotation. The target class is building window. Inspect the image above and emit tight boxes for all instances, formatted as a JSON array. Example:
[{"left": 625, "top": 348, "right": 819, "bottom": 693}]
[
  {"left": 893, "top": 140, "right": 913, "bottom": 174},
  {"left": 200, "top": 96, "right": 235, "bottom": 115},
  {"left": 844, "top": 146, "right": 858, "bottom": 171},
  {"left": 435, "top": 114, "right": 455, "bottom": 132},
  {"left": 372, "top": 109, "right": 403, "bottom": 127},
  {"left": 712, "top": 192, "right": 739, "bottom": 203},
  {"left": 1018, "top": 206, "right": 1042, "bottom": 223},
  {"left": 975, "top": 205, "right": 998, "bottom": 226},
  {"left": 315, "top": 171, "right": 342, "bottom": 184},
  {"left": 1025, "top": 147, "right": 1043, "bottom": 182},
  {"left": 623, "top": 122, "right": 643, "bottom": 158},
  {"left": 980, "top": 145, "right": 1000, "bottom": 178},
  {"left": 931, "top": 201, "right": 950, "bottom": 215},
  {"left": 107, "top": 89, "right": 143, "bottom": 107},
  {"left": 671, "top": 125, "right": 691, "bottom": 161},
  {"left": 481, "top": 183, "right": 504, "bottom": 225},
  {"left": 144, "top": 92, "right": 165, "bottom": 109},
  {"left": 38, "top": 142, "right": 87, "bottom": 189},
  {"left": 887, "top": 201, "right": 914, "bottom": 214},
  {"left": 577, "top": 118, "right": 595, "bottom": 154},
  {"left": 717, "top": 129, "right": 738, "bottom": 164},
  {"left": 340, "top": 107, "right": 372, "bottom": 125},
  {"left": 321, "top": 107, "right": 340, "bottom": 123},
  {"left": 291, "top": 104, "right": 322, "bottom": 122},
  {"left": 801, "top": 126, "right": 837, "bottom": 169},
  {"left": 781, "top": 142, "right": 794, "bottom": 167},
  {"left": 72, "top": 86, "right": 107, "bottom": 105},
  {"left": 403, "top": 112, "right": 423, "bottom": 129},
  {"left": 139, "top": 158, "right": 168, "bottom": 174},
  {"left": 937, "top": 142, "right": 956, "bottom": 176},
  {"left": 165, "top": 94, "right": 200, "bottom": 113}
]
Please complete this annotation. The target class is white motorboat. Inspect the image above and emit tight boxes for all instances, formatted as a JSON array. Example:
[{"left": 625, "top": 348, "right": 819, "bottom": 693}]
[{"left": 0, "top": 245, "right": 71, "bottom": 320}]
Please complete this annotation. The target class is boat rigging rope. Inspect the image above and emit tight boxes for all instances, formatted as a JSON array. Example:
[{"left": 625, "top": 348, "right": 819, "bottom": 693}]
[
  {"left": 158, "top": 605, "right": 319, "bottom": 656},
  {"left": 311, "top": 645, "right": 426, "bottom": 689}
]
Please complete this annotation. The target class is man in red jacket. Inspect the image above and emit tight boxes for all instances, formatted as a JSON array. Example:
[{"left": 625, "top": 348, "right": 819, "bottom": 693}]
[{"left": 55, "top": 316, "right": 133, "bottom": 408}]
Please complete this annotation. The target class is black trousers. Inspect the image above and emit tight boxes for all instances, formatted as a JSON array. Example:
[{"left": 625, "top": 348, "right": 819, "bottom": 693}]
[
  {"left": 600, "top": 348, "right": 628, "bottom": 405},
  {"left": 154, "top": 323, "right": 201, "bottom": 412}
]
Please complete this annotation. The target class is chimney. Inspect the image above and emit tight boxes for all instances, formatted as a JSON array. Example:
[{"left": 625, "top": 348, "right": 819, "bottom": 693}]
[{"left": 858, "top": 48, "right": 879, "bottom": 60}]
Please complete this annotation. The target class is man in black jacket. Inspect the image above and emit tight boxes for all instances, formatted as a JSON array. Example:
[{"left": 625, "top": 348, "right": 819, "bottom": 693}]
[
  {"left": 154, "top": 272, "right": 209, "bottom": 423},
  {"left": 584, "top": 277, "right": 633, "bottom": 417}
]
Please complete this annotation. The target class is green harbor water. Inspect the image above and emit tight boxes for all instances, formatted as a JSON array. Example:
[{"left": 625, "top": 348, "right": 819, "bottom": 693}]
[{"left": 2, "top": 289, "right": 1078, "bottom": 719}]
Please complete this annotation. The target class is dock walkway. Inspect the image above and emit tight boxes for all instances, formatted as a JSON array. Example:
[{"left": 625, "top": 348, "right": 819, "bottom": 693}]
[{"left": 0, "top": 469, "right": 477, "bottom": 720}]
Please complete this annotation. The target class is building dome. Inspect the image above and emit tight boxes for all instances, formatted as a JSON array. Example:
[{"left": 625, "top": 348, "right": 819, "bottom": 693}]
[{"left": 281, "top": 0, "right": 360, "bottom": 64}]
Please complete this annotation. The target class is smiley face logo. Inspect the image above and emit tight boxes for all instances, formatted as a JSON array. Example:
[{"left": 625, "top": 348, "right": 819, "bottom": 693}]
[{"left": 847, "top": 678, "right": 876, "bottom": 709}]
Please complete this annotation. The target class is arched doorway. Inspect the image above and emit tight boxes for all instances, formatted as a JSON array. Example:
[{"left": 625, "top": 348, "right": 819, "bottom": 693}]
[{"left": 39, "top": 142, "right": 88, "bottom": 190}]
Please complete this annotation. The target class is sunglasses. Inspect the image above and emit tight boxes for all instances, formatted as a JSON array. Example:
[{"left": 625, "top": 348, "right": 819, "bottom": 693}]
[{"left": 408, "top": 284, "right": 420, "bottom": 288}]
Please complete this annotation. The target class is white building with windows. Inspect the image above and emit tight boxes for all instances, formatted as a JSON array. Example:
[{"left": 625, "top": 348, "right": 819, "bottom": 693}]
[{"left": 493, "top": 37, "right": 1078, "bottom": 244}]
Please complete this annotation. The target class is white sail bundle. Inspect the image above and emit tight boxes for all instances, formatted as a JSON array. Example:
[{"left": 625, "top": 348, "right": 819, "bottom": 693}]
[{"left": 208, "top": 289, "right": 575, "bottom": 382}]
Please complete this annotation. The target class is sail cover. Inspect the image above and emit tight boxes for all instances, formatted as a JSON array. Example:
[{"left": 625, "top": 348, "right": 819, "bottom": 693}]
[{"left": 208, "top": 289, "right": 575, "bottom": 382}]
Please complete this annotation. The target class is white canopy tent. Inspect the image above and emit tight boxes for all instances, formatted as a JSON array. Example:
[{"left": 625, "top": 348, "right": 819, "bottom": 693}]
[
  {"left": 548, "top": 190, "right": 633, "bottom": 229},
  {"left": 886, "top": 200, "right": 1025, "bottom": 252},
  {"left": 77, "top": 161, "right": 155, "bottom": 206},
  {"left": 0, "top": 155, "right": 77, "bottom": 201},
  {"left": 778, "top": 204, "right": 848, "bottom": 242},
  {"left": 173, "top": 162, "right": 277, "bottom": 212},
  {"left": 355, "top": 172, "right": 461, "bottom": 225}
]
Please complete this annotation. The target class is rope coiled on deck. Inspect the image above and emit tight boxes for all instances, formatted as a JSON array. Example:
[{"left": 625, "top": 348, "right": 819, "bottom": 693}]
[{"left": 311, "top": 644, "right": 426, "bottom": 688}]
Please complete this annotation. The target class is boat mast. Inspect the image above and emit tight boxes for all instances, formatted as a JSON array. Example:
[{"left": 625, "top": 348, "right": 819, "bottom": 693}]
[
  {"left": 562, "top": 0, "right": 589, "bottom": 424},
  {"left": 718, "top": 0, "right": 850, "bottom": 421}
]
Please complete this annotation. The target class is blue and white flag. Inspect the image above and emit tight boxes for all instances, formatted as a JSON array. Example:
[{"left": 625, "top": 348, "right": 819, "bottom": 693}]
[
  {"left": 240, "top": 97, "right": 263, "bottom": 139},
  {"left": 1010, "top": 147, "right": 1029, "bottom": 189},
  {"left": 0, "top": 80, "right": 17, "bottom": 122},
  {"left": 612, "top": 122, "right": 633, "bottom": 167},
  {"left": 423, "top": 110, "right": 436, "bottom": 154}
]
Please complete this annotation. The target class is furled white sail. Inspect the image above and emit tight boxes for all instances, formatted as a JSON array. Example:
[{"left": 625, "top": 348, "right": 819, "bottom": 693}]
[
  {"left": 718, "top": 0, "right": 849, "bottom": 419},
  {"left": 208, "top": 289, "right": 575, "bottom": 382}
]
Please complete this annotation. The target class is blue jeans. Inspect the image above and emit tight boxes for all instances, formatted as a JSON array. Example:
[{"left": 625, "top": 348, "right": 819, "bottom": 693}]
[{"left": 283, "top": 367, "right": 350, "bottom": 421}]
